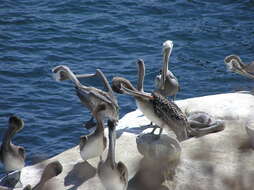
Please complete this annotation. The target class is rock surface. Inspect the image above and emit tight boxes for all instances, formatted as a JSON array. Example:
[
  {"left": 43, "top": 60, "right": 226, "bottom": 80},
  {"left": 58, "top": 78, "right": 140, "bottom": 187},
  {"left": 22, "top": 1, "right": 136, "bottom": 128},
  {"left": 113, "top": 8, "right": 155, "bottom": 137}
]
[
  {"left": 174, "top": 120, "right": 254, "bottom": 190},
  {"left": 15, "top": 131, "right": 142, "bottom": 190},
  {"left": 9, "top": 91, "right": 254, "bottom": 190}
]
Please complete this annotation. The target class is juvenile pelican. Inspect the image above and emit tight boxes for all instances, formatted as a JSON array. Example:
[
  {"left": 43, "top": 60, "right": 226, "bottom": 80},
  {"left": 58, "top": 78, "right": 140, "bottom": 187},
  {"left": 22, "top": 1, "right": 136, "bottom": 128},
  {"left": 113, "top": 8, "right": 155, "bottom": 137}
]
[
  {"left": 155, "top": 40, "right": 180, "bottom": 99},
  {"left": 112, "top": 75, "right": 188, "bottom": 141},
  {"left": 0, "top": 116, "right": 25, "bottom": 173},
  {"left": 79, "top": 104, "right": 107, "bottom": 161},
  {"left": 23, "top": 161, "right": 63, "bottom": 190},
  {"left": 52, "top": 65, "right": 119, "bottom": 126},
  {"left": 224, "top": 55, "right": 254, "bottom": 79},
  {"left": 98, "top": 120, "right": 128, "bottom": 190}
]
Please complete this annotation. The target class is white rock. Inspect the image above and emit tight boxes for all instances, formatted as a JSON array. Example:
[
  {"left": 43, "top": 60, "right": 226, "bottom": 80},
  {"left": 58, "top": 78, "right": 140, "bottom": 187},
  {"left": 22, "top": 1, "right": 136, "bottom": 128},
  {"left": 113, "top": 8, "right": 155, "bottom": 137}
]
[
  {"left": 11, "top": 91, "right": 254, "bottom": 190},
  {"left": 174, "top": 120, "right": 254, "bottom": 190}
]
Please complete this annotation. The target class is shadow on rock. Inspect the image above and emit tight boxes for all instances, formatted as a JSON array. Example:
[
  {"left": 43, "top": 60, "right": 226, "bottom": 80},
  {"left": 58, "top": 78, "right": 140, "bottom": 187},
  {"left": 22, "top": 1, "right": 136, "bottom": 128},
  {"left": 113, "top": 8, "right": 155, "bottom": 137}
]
[
  {"left": 116, "top": 124, "right": 154, "bottom": 139},
  {"left": 64, "top": 161, "right": 96, "bottom": 190},
  {"left": 128, "top": 133, "right": 181, "bottom": 190},
  {"left": 128, "top": 157, "right": 173, "bottom": 190}
]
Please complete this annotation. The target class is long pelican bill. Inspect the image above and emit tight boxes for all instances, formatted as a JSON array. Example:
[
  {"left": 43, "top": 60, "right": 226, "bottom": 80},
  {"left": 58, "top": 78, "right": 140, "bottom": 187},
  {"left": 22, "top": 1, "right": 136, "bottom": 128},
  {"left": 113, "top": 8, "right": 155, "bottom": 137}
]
[
  {"left": 136, "top": 59, "right": 145, "bottom": 92},
  {"left": 121, "top": 86, "right": 153, "bottom": 100},
  {"left": 161, "top": 40, "right": 173, "bottom": 89}
]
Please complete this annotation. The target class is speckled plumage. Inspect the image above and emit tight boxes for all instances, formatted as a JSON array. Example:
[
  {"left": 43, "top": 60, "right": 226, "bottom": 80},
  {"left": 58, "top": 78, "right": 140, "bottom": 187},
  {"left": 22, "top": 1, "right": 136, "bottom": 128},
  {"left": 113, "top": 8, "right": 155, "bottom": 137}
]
[
  {"left": 152, "top": 92, "right": 188, "bottom": 123},
  {"left": 151, "top": 92, "right": 188, "bottom": 140}
]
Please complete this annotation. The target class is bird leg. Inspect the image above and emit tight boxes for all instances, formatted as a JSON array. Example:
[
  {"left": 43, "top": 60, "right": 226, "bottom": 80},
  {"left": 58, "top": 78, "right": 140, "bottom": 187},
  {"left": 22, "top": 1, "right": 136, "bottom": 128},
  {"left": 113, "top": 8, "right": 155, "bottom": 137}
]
[
  {"left": 150, "top": 125, "right": 163, "bottom": 139},
  {"left": 150, "top": 126, "right": 158, "bottom": 134},
  {"left": 158, "top": 127, "right": 163, "bottom": 137}
]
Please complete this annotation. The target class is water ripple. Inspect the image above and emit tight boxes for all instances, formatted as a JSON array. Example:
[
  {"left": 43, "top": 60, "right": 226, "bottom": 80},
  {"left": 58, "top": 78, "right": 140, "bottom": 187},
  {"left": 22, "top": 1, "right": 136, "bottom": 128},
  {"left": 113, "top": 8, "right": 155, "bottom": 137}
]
[{"left": 0, "top": 0, "right": 254, "bottom": 174}]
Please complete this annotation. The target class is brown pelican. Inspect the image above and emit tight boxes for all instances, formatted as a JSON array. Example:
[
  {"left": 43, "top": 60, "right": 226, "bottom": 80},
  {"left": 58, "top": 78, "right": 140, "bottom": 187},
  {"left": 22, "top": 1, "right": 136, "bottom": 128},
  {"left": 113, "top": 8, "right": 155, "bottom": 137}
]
[
  {"left": 79, "top": 104, "right": 107, "bottom": 161},
  {"left": 112, "top": 73, "right": 188, "bottom": 141},
  {"left": 154, "top": 40, "right": 180, "bottom": 99},
  {"left": 135, "top": 59, "right": 222, "bottom": 138},
  {"left": 52, "top": 65, "right": 119, "bottom": 126},
  {"left": 23, "top": 161, "right": 63, "bottom": 190},
  {"left": 224, "top": 55, "right": 254, "bottom": 79},
  {"left": 98, "top": 120, "right": 128, "bottom": 190},
  {"left": 0, "top": 116, "right": 25, "bottom": 173}
]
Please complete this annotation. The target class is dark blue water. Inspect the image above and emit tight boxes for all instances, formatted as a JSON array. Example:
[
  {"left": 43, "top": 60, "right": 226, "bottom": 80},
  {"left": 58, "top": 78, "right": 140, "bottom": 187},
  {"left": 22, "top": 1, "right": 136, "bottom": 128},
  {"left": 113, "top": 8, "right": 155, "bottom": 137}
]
[{"left": 0, "top": 0, "right": 254, "bottom": 174}]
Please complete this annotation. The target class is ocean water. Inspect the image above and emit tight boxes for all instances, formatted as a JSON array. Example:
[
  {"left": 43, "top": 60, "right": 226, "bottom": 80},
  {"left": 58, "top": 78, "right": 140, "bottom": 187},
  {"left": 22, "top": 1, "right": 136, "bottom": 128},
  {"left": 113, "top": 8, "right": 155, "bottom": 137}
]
[{"left": 0, "top": 0, "right": 254, "bottom": 174}]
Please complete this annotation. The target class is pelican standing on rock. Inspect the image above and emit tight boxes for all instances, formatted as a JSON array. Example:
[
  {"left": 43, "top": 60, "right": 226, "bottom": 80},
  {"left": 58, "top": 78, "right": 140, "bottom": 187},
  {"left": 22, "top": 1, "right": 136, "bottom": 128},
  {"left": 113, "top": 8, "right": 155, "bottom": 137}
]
[
  {"left": 52, "top": 65, "right": 119, "bottom": 126},
  {"left": 224, "top": 54, "right": 254, "bottom": 79},
  {"left": 23, "top": 161, "right": 63, "bottom": 190},
  {"left": 134, "top": 58, "right": 223, "bottom": 139},
  {"left": 0, "top": 116, "right": 25, "bottom": 173},
  {"left": 98, "top": 120, "right": 128, "bottom": 190},
  {"left": 155, "top": 40, "right": 180, "bottom": 99},
  {"left": 79, "top": 104, "right": 107, "bottom": 161},
  {"left": 112, "top": 72, "right": 188, "bottom": 141}
]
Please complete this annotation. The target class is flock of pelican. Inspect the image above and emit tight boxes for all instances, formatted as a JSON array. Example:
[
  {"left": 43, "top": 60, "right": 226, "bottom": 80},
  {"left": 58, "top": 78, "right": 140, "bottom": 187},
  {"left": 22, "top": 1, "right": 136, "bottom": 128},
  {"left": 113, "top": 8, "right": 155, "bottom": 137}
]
[{"left": 0, "top": 40, "right": 252, "bottom": 190}]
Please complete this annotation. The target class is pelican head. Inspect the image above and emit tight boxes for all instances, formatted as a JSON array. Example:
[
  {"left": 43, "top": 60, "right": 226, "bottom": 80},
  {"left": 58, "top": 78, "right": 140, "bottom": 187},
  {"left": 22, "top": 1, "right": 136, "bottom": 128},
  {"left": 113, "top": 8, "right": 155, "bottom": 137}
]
[
  {"left": 52, "top": 65, "right": 81, "bottom": 86},
  {"left": 52, "top": 65, "right": 70, "bottom": 82},
  {"left": 163, "top": 40, "right": 173, "bottom": 53},
  {"left": 111, "top": 77, "right": 136, "bottom": 94},
  {"left": 9, "top": 116, "right": 24, "bottom": 133},
  {"left": 224, "top": 55, "right": 243, "bottom": 72}
]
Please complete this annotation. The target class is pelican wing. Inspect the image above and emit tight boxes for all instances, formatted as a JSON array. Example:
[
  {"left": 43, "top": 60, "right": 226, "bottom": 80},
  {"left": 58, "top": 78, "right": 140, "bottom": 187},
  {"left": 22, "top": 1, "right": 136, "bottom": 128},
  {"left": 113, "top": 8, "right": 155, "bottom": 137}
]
[
  {"left": 76, "top": 86, "right": 117, "bottom": 108},
  {"left": 95, "top": 69, "right": 114, "bottom": 96},
  {"left": 151, "top": 92, "right": 189, "bottom": 139}
]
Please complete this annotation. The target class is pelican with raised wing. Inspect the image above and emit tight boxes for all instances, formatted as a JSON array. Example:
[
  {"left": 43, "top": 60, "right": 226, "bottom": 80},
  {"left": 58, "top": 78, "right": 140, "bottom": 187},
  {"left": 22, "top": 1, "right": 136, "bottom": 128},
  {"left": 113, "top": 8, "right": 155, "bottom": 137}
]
[
  {"left": 224, "top": 55, "right": 254, "bottom": 79},
  {"left": 154, "top": 40, "right": 180, "bottom": 99},
  {"left": 98, "top": 120, "right": 128, "bottom": 190},
  {"left": 52, "top": 65, "right": 119, "bottom": 126}
]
